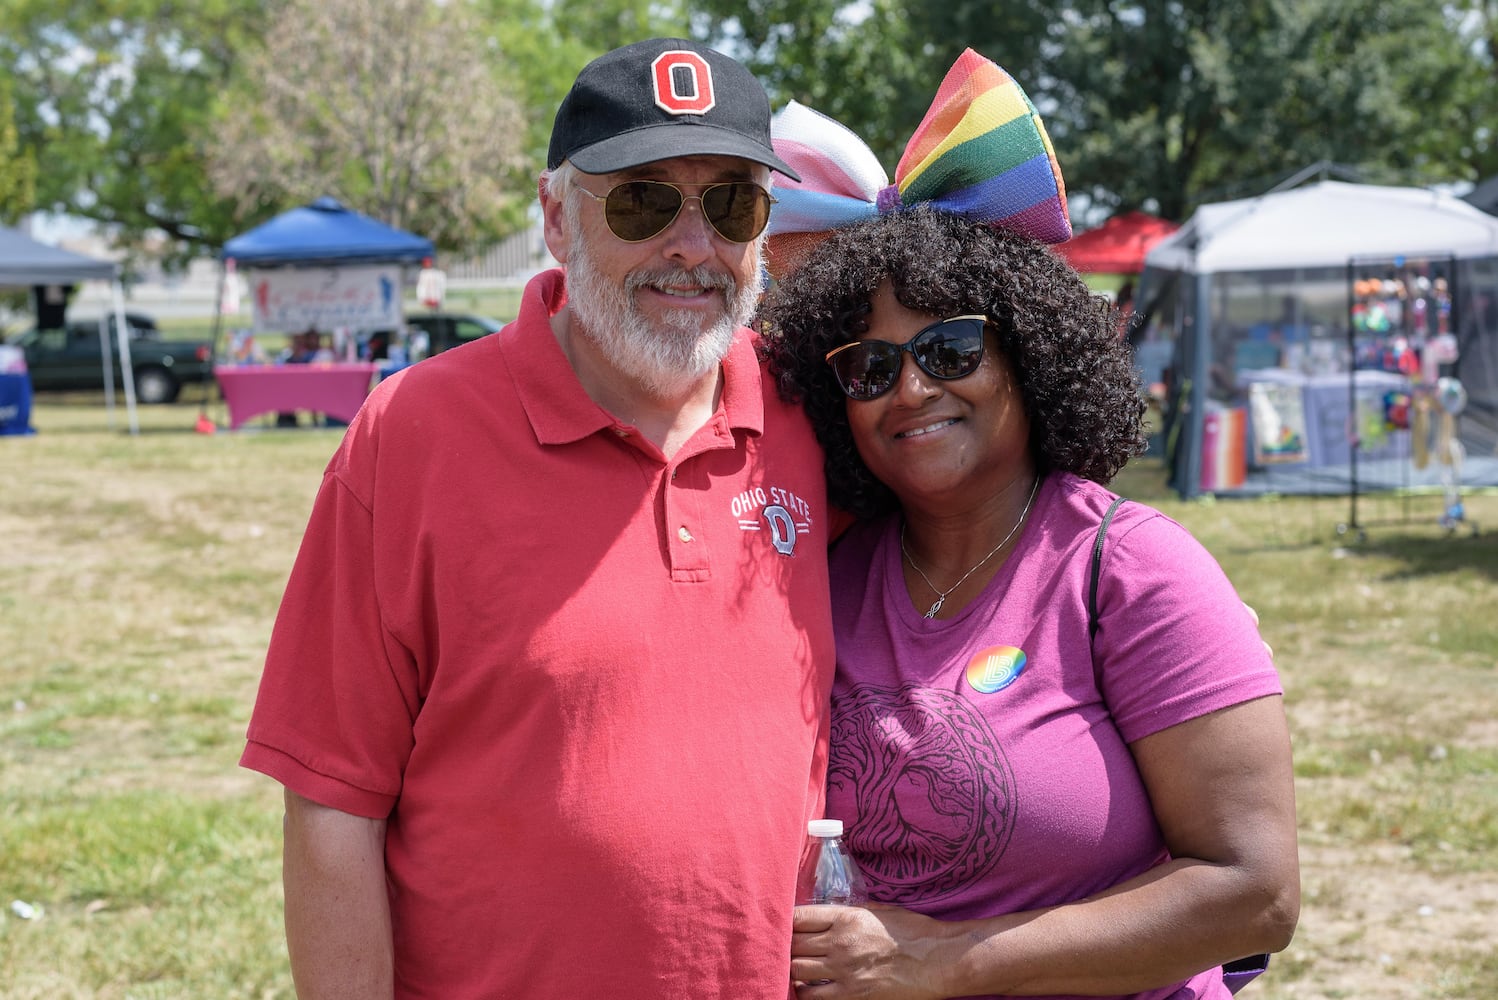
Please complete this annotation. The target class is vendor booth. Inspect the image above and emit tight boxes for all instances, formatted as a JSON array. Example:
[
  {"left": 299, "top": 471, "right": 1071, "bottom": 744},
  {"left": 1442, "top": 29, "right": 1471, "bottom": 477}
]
[
  {"left": 214, "top": 197, "right": 434, "bottom": 428},
  {"left": 0, "top": 226, "right": 139, "bottom": 434},
  {"left": 1137, "top": 181, "right": 1498, "bottom": 518}
]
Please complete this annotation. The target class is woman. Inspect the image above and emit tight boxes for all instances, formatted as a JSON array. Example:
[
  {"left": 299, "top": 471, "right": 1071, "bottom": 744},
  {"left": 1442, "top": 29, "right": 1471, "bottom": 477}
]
[{"left": 761, "top": 206, "right": 1299, "bottom": 999}]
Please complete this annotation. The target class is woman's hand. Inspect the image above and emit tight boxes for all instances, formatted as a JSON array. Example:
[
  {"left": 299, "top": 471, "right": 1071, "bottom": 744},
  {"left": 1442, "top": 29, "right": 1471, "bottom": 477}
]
[{"left": 790, "top": 903, "right": 955, "bottom": 1000}]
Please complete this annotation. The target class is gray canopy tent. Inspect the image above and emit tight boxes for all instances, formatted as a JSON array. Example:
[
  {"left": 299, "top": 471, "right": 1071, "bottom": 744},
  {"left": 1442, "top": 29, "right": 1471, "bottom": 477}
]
[{"left": 0, "top": 225, "right": 141, "bottom": 433}]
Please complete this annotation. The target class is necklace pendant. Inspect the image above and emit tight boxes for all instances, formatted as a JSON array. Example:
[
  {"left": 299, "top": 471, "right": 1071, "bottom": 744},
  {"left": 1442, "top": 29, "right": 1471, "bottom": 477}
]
[{"left": 924, "top": 597, "right": 944, "bottom": 619}]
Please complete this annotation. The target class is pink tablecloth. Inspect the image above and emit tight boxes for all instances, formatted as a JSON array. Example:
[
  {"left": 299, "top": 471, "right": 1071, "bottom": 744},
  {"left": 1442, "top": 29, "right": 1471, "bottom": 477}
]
[{"left": 215, "top": 363, "right": 378, "bottom": 429}]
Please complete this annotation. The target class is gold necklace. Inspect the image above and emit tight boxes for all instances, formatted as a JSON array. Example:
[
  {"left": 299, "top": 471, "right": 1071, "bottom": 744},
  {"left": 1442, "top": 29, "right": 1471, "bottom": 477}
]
[{"left": 900, "top": 476, "right": 1041, "bottom": 619}]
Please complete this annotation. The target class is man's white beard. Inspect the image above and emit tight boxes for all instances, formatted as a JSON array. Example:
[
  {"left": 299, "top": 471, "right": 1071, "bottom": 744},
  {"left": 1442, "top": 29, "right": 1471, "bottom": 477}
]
[{"left": 563, "top": 199, "right": 763, "bottom": 400}]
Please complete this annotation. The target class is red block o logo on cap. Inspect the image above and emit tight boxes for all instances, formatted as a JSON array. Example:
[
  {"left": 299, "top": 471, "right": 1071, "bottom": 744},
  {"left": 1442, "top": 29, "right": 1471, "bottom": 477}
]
[{"left": 651, "top": 51, "right": 715, "bottom": 115}]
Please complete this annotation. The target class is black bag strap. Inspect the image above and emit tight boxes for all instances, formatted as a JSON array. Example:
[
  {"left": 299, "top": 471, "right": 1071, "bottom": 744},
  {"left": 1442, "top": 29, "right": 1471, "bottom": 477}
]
[
  {"left": 1086, "top": 493, "right": 1271, "bottom": 995},
  {"left": 1088, "top": 497, "right": 1128, "bottom": 642}
]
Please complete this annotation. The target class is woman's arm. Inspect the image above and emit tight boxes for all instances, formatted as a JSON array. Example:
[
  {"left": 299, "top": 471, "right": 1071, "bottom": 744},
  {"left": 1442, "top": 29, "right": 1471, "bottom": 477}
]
[
  {"left": 282, "top": 788, "right": 394, "bottom": 1000},
  {"left": 790, "top": 694, "right": 1299, "bottom": 998}
]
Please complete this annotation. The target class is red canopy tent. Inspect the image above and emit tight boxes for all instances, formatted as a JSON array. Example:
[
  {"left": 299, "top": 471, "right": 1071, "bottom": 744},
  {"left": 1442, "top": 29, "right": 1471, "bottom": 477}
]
[{"left": 1057, "top": 211, "right": 1179, "bottom": 273}]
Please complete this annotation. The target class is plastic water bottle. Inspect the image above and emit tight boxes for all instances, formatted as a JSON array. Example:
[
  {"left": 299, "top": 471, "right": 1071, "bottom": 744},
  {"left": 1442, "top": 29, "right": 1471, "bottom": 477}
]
[{"left": 797, "top": 818, "right": 867, "bottom": 906}]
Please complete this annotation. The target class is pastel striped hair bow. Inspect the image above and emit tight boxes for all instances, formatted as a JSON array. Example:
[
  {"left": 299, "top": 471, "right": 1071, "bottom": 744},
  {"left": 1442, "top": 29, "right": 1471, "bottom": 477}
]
[
  {"left": 767, "top": 48, "right": 1071, "bottom": 246},
  {"left": 767, "top": 100, "right": 888, "bottom": 237}
]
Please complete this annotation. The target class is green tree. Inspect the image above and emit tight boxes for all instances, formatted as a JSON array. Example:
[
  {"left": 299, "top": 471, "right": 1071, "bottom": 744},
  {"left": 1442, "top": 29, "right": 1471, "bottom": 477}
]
[
  {"left": 207, "top": 0, "right": 528, "bottom": 255},
  {"left": 692, "top": 0, "right": 925, "bottom": 171},
  {"left": 901, "top": 0, "right": 1490, "bottom": 220},
  {"left": 0, "top": 0, "right": 710, "bottom": 266},
  {"left": 0, "top": 0, "right": 268, "bottom": 265},
  {"left": 476, "top": 0, "right": 692, "bottom": 196},
  {"left": 692, "top": 1, "right": 1495, "bottom": 223},
  {"left": 0, "top": 76, "right": 38, "bottom": 226},
  {"left": 1444, "top": 0, "right": 1498, "bottom": 183}
]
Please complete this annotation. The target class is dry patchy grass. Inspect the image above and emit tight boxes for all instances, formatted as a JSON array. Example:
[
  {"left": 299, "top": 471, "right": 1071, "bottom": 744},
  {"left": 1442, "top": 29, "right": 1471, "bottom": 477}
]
[{"left": 1, "top": 400, "right": 1494, "bottom": 998}]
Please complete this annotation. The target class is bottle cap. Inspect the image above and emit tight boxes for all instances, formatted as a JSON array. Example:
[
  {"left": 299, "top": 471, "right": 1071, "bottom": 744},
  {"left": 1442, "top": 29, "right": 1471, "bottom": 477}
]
[{"left": 807, "top": 818, "right": 844, "bottom": 837}]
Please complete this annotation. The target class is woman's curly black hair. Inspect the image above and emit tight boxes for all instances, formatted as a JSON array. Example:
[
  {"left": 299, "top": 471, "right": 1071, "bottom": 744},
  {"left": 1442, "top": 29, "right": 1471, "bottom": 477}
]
[{"left": 760, "top": 206, "right": 1147, "bottom": 519}]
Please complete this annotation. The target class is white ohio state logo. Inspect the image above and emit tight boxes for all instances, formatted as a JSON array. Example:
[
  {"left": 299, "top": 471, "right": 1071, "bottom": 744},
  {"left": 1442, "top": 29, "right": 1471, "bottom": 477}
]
[{"left": 651, "top": 51, "right": 715, "bottom": 115}]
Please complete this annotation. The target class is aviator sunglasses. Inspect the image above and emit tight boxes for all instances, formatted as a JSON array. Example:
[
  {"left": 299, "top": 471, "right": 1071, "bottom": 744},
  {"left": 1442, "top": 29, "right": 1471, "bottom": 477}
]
[
  {"left": 575, "top": 179, "right": 775, "bottom": 244},
  {"left": 824, "top": 315, "right": 990, "bottom": 401}
]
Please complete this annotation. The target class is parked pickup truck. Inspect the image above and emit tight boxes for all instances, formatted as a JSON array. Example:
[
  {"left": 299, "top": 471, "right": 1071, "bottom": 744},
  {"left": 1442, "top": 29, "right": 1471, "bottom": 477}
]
[{"left": 7, "top": 321, "right": 215, "bottom": 404}]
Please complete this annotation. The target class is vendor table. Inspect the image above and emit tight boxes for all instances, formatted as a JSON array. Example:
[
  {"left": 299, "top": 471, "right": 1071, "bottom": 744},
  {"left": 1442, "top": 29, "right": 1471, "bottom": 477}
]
[
  {"left": 0, "top": 371, "right": 35, "bottom": 436},
  {"left": 215, "top": 363, "right": 378, "bottom": 430},
  {"left": 1239, "top": 368, "right": 1410, "bottom": 467}
]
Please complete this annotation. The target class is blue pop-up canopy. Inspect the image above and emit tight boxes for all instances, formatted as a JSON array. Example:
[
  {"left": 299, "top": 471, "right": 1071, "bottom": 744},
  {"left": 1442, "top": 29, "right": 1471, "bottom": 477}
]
[{"left": 222, "top": 197, "right": 434, "bottom": 267}]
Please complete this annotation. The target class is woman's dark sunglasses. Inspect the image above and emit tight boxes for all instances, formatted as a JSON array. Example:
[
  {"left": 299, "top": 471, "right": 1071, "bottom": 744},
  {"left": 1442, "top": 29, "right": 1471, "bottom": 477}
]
[
  {"left": 575, "top": 180, "right": 775, "bottom": 244},
  {"left": 824, "top": 315, "right": 989, "bottom": 401}
]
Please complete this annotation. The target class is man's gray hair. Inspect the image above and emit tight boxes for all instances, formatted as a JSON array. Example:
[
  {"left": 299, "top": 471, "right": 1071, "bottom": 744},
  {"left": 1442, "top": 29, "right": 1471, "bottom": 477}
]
[{"left": 541, "top": 161, "right": 580, "bottom": 203}]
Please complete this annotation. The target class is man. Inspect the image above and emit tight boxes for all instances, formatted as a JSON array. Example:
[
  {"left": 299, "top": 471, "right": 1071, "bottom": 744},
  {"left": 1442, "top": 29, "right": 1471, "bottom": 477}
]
[{"left": 240, "top": 38, "right": 835, "bottom": 999}]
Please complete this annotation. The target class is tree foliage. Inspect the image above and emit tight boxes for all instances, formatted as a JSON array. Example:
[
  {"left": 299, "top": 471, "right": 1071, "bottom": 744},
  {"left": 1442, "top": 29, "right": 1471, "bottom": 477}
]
[
  {"left": 1443, "top": 0, "right": 1498, "bottom": 182},
  {"left": 0, "top": 77, "right": 38, "bottom": 227},
  {"left": 695, "top": 0, "right": 1498, "bottom": 224},
  {"left": 207, "top": 0, "right": 529, "bottom": 255},
  {"left": 0, "top": 0, "right": 268, "bottom": 264},
  {"left": 2, "top": 0, "right": 1495, "bottom": 261},
  {"left": 692, "top": 0, "right": 924, "bottom": 172},
  {"left": 473, "top": 0, "right": 691, "bottom": 206}
]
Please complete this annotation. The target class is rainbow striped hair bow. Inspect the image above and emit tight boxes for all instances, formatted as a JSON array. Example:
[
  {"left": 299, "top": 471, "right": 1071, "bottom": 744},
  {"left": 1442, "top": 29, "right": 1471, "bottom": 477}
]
[{"left": 768, "top": 48, "right": 1071, "bottom": 245}]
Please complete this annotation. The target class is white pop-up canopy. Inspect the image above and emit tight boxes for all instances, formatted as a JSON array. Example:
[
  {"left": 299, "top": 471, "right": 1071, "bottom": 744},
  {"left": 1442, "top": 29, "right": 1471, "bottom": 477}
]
[{"left": 1147, "top": 181, "right": 1498, "bottom": 274}]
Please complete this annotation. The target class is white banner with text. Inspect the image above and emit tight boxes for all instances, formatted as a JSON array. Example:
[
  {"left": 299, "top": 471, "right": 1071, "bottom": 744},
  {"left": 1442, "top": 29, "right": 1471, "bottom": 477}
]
[{"left": 249, "top": 266, "right": 402, "bottom": 332}]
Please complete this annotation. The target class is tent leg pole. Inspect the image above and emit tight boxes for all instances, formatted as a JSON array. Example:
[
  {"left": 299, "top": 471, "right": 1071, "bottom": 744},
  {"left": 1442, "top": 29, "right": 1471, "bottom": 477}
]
[{"left": 112, "top": 283, "right": 138, "bottom": 435}]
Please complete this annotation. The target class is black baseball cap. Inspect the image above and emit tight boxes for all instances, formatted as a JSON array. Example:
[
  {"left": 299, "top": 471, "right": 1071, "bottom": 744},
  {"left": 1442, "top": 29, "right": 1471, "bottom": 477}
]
[{"left": 547, "top": 38, "right": 799, "bottom": 181}]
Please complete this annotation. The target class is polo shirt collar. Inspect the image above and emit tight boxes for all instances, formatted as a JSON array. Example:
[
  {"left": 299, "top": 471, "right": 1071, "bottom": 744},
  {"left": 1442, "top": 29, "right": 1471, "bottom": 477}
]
[{"left": 506, "top": 269, "right": 766, "bottom": 446}]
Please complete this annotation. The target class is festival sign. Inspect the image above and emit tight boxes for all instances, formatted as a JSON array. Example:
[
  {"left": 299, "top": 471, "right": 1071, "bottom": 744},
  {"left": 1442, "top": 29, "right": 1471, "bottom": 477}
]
[{"left": 249, "top": 265, "right": 402, "bottom": 332}]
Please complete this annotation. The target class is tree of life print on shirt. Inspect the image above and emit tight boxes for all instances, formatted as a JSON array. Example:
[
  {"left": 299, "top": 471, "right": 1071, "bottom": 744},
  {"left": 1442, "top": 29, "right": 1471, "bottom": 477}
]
[{"left": 828, "top": 684, "right": 1017, "bottom": 905}]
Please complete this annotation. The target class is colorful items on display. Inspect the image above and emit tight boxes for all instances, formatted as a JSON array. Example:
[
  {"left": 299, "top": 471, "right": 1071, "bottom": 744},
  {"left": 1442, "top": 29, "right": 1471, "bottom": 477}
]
[
  {"left": 1436, "top": 375, "right": 1468, "bottom": 416},
  {"left": 1381, "top": 390, "right": 1412, "bottom": 431},
  {"left": 1350, "top": 265, "right": 1471, "bottom": 512},
  {"left": 1351, "top": 270, "right": 1453, "bottom": 377},
  {"left": 1200, "top": 404, "right": 1248, "bottom": 491},
  {"left": 225, "top": 330, "right": 267, "bottom": 365}
]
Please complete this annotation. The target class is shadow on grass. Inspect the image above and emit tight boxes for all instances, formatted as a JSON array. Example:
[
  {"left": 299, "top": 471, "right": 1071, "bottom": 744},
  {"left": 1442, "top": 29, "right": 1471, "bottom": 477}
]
[{"left": 1349, "top": 527, "right": 1498, "bottom": 583}]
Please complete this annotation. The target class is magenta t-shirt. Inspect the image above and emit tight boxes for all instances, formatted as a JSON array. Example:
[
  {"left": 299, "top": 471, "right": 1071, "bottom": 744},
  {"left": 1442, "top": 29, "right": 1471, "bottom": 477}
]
[{"left": 824, "top": 472, "right": 1281, "bottom": 1000}]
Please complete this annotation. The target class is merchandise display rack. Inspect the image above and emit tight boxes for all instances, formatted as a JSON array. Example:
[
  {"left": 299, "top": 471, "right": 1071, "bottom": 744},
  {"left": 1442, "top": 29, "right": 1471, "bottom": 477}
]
[{"left": 1337, "top": 254, "right": 1479, "bottom": 540}]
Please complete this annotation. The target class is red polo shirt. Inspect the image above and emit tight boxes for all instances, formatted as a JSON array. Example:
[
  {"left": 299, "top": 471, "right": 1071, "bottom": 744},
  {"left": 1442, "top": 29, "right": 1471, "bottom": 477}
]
[{"left": 242, "top": 269, "right": 836, "bottom": 999}]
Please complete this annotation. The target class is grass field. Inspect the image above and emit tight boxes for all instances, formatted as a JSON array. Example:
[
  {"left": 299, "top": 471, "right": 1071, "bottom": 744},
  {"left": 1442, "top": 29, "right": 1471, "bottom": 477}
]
[{"left": 1, "top": 399, "right": 1495, "bottom": 998}]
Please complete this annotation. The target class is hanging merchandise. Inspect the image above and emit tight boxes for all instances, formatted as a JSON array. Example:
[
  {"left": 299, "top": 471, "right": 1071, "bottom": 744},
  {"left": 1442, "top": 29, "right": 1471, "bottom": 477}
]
[
  {"left": 1382, "top": 390, "right": 1412, "bottom": 431},
  {"left": 1410, "top": 393, "right": 1431, "bottom": 470},
  {"left": 1428, "top": 332, "right": 1460, "bottom": 370},
  {"left": 1436, "top": 376, "right": 1468, "bottom": 418},
  {"left": 1434, "top": 377, "right": 1471, "bottom": 532}
]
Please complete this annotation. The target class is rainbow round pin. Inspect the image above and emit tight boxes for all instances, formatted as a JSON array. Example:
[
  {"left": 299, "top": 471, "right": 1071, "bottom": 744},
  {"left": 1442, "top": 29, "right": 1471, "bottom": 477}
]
[{"left": 966, "top": 645, "right": 1027, "bottom": 693}]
